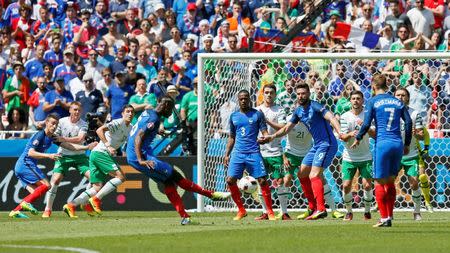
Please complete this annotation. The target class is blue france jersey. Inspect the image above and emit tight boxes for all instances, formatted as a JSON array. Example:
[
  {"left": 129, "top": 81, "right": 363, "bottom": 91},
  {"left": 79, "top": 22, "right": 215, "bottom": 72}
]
[
  {"left": 356, "top": 93, "right": 412, "bottom": 146},
  {"left": 229, "top": 109, "right": 267, "bottom": 153},
  {"left": 126, "top": 109, "right": 161, "bottom": 160},
  {"left": 19, "top": 130, "right": 56, "bottom": 164},
  {"left": 290, "top": 101, "right": 337, "bottom": 146}
]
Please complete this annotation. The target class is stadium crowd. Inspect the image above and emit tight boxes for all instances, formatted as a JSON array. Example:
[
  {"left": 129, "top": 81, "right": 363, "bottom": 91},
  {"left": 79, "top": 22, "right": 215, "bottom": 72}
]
[{"left": 0, "top": 0, "right": 449, "bottom": 142}]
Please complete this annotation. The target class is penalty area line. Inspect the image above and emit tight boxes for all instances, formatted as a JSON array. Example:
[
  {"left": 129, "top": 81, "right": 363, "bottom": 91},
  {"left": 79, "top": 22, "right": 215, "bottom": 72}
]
[{"left": 0, "top": 244, "right": 100, "bottom": 253}]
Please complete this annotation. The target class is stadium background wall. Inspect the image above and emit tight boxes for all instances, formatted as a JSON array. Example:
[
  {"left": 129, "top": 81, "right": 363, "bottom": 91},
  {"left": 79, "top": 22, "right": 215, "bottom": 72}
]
[{"left": 0, "top": 157, "right": 197, "bottom": 211}]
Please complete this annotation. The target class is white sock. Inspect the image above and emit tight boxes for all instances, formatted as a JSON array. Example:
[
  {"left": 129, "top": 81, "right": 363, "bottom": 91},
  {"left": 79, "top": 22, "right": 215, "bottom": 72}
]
[
  {"left": 44, "top": 184, "right": 58, "bottom": 211},
  {"left": 96, "top": 178, "right": 123, "bottom": 200},
  {"left": 323, "top": 183, "right": 336, "bottom": 211},
  {"left": 277, "top": 186, "right": 289, "bottom": 214},
  {"left": 258, "top": 187, "right": 267, "bottom": 213},
  {"left": 412, "top": 188, "right": 422, "bottom": 213},
  {"left": 72, "top": 188, "right": 98, "bottom": 206},
  {"left": 363, "top": 190, "right": 373, "bottom": 213},
  {"left": 343, "top": 192, "right": 353, "bottom": 213}
]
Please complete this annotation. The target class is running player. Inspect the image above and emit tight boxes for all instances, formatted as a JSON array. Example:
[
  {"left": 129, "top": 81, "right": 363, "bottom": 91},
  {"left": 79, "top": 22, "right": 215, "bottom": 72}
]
[
  {"left": 262, "top": 83, "right": 342, "bottom": 220},
  {"left": 63, "top": 105, "right": 135, "bottom": 218},
  {"left": 225, "top": 89, "right": 276, "bottom": 221},
  {"left": 352, "top": 74, "right": 412, "bottom": 227},
  {"left": 9, "top": 114, "right": 95, "bottom": 218},
  {"left": 340, "top": 90, "right": 374, "bottom": 221},
  {"left": 126, "top": 96, "right": 230, "bottom": 225}
]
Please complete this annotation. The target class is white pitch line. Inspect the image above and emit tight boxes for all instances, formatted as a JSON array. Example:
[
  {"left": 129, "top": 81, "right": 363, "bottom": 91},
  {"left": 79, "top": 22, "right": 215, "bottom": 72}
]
[{"left": 0, "top": 244, "right": 100, "bottom": 253}]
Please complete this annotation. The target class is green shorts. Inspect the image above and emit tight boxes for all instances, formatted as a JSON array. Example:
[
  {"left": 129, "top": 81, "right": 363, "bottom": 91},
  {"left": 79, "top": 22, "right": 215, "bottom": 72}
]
[
  {"left": 400, "top": 156, "right": 419, "bottom": 177},
  {"left": 53, "top": 154, "right": 90, "bottom": 176},
  {"left": 89, "top": 151, "right": 121, "bottom": 184},
  {"left": 284, "top": 152, "right": 304, "bottom": 176},
  {"left": 341, "top": 160, "right": 373, "bottom": 181},
  {"left": 263, "top": 156, "right": 284, "bottom": 179}
]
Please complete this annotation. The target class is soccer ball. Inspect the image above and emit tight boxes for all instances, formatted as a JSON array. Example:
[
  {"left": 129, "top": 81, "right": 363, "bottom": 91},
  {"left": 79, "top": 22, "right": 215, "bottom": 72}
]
[{"left": 238, "top": 176, "right": 258, "bottom": 194}]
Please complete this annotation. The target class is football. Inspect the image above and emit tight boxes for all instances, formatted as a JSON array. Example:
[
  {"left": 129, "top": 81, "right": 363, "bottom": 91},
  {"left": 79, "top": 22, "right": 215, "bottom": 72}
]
[{"left": 237, "top": 176, "right": 258, "bottom": 194}]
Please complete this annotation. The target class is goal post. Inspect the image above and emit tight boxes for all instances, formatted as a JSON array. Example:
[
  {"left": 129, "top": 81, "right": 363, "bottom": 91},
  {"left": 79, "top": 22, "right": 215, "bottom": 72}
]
[{"left": 198, "top": 52, "right": 450, "bottom": 212}]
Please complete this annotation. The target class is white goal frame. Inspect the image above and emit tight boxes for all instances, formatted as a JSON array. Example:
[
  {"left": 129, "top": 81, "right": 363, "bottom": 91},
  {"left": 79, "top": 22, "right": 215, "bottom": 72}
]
[{"left": 197, "top": 52, "right": 450, "bottom": 212}]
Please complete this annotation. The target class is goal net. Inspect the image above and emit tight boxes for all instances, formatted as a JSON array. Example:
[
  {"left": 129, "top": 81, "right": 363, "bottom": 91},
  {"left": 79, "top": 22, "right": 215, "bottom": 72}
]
[{"left": 197, "top": 52, "right": 450, "bottom": 212}]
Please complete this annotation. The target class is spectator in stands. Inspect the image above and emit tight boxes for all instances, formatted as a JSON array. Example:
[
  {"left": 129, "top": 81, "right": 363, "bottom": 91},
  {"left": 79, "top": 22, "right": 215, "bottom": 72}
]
[
  {"left": 96, "top": 67, "right": 116, "bottom": 96},
  {"left": 328, "top": 61, "right": 348, "bottom": 101},
  {"left": 277, "top": 79, "right": 297, "bottom": 115},
  {"left": 403, "top": 32, "right": 436, "bottom": 51},
  {"left": 61, "top": 3, "right": 81, "bottom": 45},
  {"left": 197, "top": 19, "right": 212, "bottom": 50},
  {"left": 11, "top": 4, "right": 33, "bottom": 51},
  {"left": 385, "top": 0, "right": 411, "bottom": 37},
  {"left": 128, "top": 78, "right": 157, "bottom": 124},
  {"left": 103, "top": 18, "right": 127, "bottom": 52},
  {"left": 126, "top": 38, "right": 140, "bottom": 61},
  {"left": 173, "top": 60, "right": 192, "bottom": 98},
  {"left": 212, "top": 21, "right": 231, "bottom": 52},
  {"left": 148, "top": 12, "right": 163, "bottom": 41},
  {"left": 84, "top": 49, "right": 105, "bottom": 84},
  {"left": 424, "top": 0, "right": 445, "bottom": 33},
  {"left": 42, "top": 63, "right": 54, "bottom": 88},
  {"left": 136, "top": 19, "right": 155, "bottom": 48},
  {"left": 378, "top": 24, "right": 395, "bottom": 52},
  {"left": 28, "top": 76, "right": 48, "bottom": 130},
  {"left": 117, "top": 9, "right": 139, "bottom": 36},
  {"left": 138, "top": 0, "right": 163, "bottom": 20},
  {"left": 321, "top": 10, "right": 342, "bottom": 34},
  {"left": 136, "top": 48, "right": 157, "bottom": 83},
  {"left": 149, "top": 42, "right": 165, "bottom": 70},
  {"left": 161, "top": 9, "right": 178, "bottom": 42},
  {"left": 353, "top": 3, "right": 380, "bottom": 32},
  {"left": 24, "top": 44, "right": 46, "bottom": 83},
  {"left": 90, "top": 0, "right": 110, "bottom": 36},
  {"left": 334, "top": 82, "right": 356, "bottom": 119},
  {"left": 105, "top": 70, "right": 135, "bottom": 119},
  {"left": 182, "top": 50, "right": 197, "bottom": 81},
  {"left": 109, "top": 0, "right": 129, "bottom": 21},
  {"left": 324, "top": 25, "right": 339, "bottom": 49},
  {"left": 44, "top": 34, "right": 63, "bottom": 69},
  {"left": 390, "top": 24, "right": 412, "bottom": 52},
  {"left": 179, "top": 3, "right": 201, "bottom": 36},
  {"left": 407, "top": 0, "right": 435, "bottom": 38},
  {"left": 226, "top": 34, "right": 241, "bottom": 53},
  {"left": 73, "top": 9, "right": 99, "bottom": 61},
  {"left": 193, "top": 34, "right": 213, "bottom": 62},
  {"left": 2, "top": 61, "right": 31, "bottom": 113},
  {"left": 124, "top": 59, "right": 146, "bottom": 89},
  {"left": 53, "top": 49, "right": 77, "bottom": 89},
  {"left": 110, "top": 45, "right": 128, "bottom": 74},
  {"left": 5, "top": 107, "right": 28, "bottom": 139},
  {"left": 96, "top": 39, "right": 115, "bottom": 67},
  {"left": 68, "top": 64, "right": 86, "bottom": 99},
  {"left": 311, "top": 79, "right": 334, "bottom": 111},
  {"left": 407, "top": 71, "right": 433, "bottom": 121},
  {"left": 227, "top": 3, "right": 251, "bottom": 35},
  {"left": 180, "top": 77, "right": 198, "bottom": 155},
  {"left": 21, "top": 35, "right": 36, "bottom": 63},
  {"left": 148, "top": 67, "right": 173, "bottom": 99},
  {"left": 160, "top": 84, "right": 181, "bottom": 133},
  {"left": 75, "top": 72, "right": 104, "bottom": 120},
  {"left": 164, "top": 27, "right": 185, "bottom": 58},
  {"left": 43, "top": 77, "right": 73, "bottom": 118}
]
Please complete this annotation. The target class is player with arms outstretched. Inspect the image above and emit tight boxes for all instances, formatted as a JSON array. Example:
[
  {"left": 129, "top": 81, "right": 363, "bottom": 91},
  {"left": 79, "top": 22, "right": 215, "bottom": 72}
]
[
  {"left": 127, "top": 96, "right": 230, "bottom": 225},
  {"left": 225, "top": 89, "right": 276, "bottom": 221},
  {"left": 10, "top": 114, "right": 95, "bottom": 218},
  {"left": 262, "top": 83, "right": 342, "bottom": 220},
  {"left": 340, "top": 90, "right": 374, "bottom": 221},
  {"left": 352, "top": 74, "right": 412, "bottom": 227}
]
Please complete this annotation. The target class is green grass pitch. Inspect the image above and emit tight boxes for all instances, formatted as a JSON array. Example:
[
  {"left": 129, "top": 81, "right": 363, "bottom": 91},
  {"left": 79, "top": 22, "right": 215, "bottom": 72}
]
[{"left": 1, "top": 211, "right": 450, "bottom": 253}]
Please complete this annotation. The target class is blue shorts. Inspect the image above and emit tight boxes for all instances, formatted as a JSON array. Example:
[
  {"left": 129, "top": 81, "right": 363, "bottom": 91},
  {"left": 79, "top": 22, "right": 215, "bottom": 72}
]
[
  {"left": 127, "top": 156, "right": 174, "bottom": 183},
  {"left": 228, "top": 152, "right": 267, "bottom": 179},
  {"left": 373, "top": 140, "right": 403, "bottom": 179},
  {"left": 302, "top": 143, "right": 338, "bottom": 168},
  {"left": 14, "top": 160, "right": 46, "bottom": 188}
]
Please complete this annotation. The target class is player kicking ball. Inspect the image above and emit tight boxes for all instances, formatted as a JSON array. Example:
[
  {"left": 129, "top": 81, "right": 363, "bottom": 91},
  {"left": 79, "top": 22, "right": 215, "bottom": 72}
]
[
  {"left": 64, "top": 105, "right": 135, "bottom": 218},
  {"left": 225, "top": 90, "right": 276, "bottom": 221},
  {"left": 127, "top": 96, "right": 230, "bottom": 225},
  {"left": 261, "top": 83, "right": 341, "bottom": 220},
  {"left": 352, "top": 74, "right": 412, "bottom": 227},
  {"left": 10, "top": 114, "right": 96, "bottom": 218},
  {"left": 339, "top": 91, "right": 375, "bottom": 221}
]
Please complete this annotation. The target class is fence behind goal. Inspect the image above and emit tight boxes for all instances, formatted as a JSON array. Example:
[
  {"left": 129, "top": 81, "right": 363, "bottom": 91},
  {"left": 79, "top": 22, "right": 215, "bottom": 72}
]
[{"left": 197, "top": 53, "right": 450, "bottom": 212}]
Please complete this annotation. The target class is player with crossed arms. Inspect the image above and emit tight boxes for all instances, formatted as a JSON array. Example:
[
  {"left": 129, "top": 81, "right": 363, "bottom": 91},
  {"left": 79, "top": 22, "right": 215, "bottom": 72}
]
[
  {"left": 352, "top": 74, "right": 412, "bottom": 227},
  {"left": 225, "top": 89, "right": 276, "bottom": 221},
  {"left": 340, "top": 90, "right": 375, "bottom": 221},
  {"left": 262, "top": 83, "right": 341, "bottom": 220}
]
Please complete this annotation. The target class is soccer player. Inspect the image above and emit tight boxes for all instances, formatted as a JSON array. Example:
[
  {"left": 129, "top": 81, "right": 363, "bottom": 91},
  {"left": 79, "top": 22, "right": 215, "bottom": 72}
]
[
  {"left": 256, "top": 84, "right": 288, "bottom": 220},
  {"left": 63, "top": 105, "right": 135, "bottom": 218},
  {"left": 225, "top": 89, "right": 276, "bottom": 221},
  {"left": 43, "top": 102, "right": 92, "bottom": 218},
  {"left": 126, "top": 96, "right": 230, "bottom": 225},
  {"left": 352, "top": 74, "right": 412, "bottom": 227},
  {"left": 262, "top": 83, "right": 341, "bottom": 220},
  {"left": 394, "top": 87, "right": 425, "bottom": 220},
  {"left": 340, "top": 90, "right": 374, "bottom": 221},
  {"left": 418, "top": 128, "right": 433, "bottom": 212},
  {"left": 9, "top": 114, "right": 95, "bottom": 218}
]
